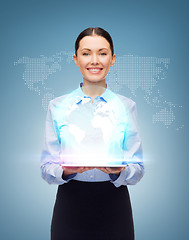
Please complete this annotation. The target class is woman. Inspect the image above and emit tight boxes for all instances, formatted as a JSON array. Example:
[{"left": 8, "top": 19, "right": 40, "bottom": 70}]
[{"left": 41, "top": 27, "right": 144, "bottom": 240}]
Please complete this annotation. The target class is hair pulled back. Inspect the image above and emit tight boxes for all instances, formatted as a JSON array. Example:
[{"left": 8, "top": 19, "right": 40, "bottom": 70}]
[{"left": 75, "top": 27, "right": 114, "bottom": 56}]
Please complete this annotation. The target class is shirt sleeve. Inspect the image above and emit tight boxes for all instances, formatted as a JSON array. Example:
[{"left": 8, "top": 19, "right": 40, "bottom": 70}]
[
  {"left": 40, "top": 101, "right": 76, "bottom": 185},
  {"left": 110, "top": 101, "right": 144, "bottom": 188}
]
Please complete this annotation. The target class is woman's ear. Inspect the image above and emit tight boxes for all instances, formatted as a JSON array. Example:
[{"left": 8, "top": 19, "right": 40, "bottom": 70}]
[
  {"left": 73, "top": 54, "right": 79, "bottom": 67},
  {"left": 110, "top": 54, "right": 116, "bottom": 67}
]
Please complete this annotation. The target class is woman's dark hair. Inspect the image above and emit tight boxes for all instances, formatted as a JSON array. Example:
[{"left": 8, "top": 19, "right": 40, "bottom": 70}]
[{"left": 75, "top": 27, "right": 114, "bottom": 56}]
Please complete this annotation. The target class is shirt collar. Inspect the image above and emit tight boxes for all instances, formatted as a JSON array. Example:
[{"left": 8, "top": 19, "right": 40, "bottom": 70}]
[{"left": 74, "top": 82, "right": 114, "bottom": 104}]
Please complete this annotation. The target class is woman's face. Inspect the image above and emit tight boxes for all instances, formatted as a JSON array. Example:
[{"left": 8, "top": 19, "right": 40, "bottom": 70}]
[{"left": 73, "top": 35, "right": 116, "bottom": 87}]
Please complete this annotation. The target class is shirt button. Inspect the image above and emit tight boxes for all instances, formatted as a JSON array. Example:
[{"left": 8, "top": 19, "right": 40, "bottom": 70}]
[{"left": 90, "top": 175, "right": 94, "bottom": 179}]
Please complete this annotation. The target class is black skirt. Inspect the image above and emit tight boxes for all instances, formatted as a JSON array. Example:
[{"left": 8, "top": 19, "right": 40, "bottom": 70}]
[{"left": 51, "top": 180, "right": 134, "bottom": 240}]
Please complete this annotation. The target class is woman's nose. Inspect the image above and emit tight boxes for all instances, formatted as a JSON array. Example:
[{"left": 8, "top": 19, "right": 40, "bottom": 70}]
[{"left": 91, "top": 54, "right": 99, "bottom": 64}]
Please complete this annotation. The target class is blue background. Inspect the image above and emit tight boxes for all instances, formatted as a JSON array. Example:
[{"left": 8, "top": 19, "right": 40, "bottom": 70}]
[{"left": 0, "top": 0, "right": 188, "bottom": 239}]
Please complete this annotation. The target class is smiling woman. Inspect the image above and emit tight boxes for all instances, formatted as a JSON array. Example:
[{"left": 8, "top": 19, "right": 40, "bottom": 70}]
[{"left": 40, "top": 27, "right": 144, "bottom": 240}]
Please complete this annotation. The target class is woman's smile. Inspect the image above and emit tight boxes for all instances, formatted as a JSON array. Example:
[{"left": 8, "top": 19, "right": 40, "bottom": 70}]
[{"left": 87, "top": 67, "right": 103, "bottom": 74}]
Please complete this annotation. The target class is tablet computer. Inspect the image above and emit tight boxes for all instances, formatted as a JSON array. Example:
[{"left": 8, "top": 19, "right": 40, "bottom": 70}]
[{"left": 60, "top": 162, "right": 128, "bottom": 167}]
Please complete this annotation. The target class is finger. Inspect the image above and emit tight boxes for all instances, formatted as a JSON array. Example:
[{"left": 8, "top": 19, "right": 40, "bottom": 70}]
[
  {"left": 77, "top": 167, "right": 85, "bottom": 173},
  {"left": 84, "top": 167, "right": 94, "bottom": 170},
  {"left": 105, "top": 167, "right": 112, "bottom": 172},
  {"left": 96, "top": 167, "right": 104, "bottom": 171}
]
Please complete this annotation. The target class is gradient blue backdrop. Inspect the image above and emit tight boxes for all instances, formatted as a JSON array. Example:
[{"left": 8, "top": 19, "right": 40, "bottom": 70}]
[{"left": 0, "top": 0, "right": 188, "bottom": 239}]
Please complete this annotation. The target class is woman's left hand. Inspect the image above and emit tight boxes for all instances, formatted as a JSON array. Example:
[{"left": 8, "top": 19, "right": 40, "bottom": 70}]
[{"left": 96, "top": 167, "right": 126, "bottom": 177}]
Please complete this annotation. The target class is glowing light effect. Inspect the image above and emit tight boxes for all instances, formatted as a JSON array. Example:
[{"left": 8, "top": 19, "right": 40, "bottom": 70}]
[{"left": 52, "top": 85, "right": 142, "bottom": 167}]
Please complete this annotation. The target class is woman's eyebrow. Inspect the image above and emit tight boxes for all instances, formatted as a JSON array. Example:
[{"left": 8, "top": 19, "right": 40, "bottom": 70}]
[
  {"left": 81, "top": 48, "right": 108, "bottom": 51},
  {"left": 99, "top": 48, "right": 108, "bottom": 51},
  {"left": 81, "top": 48, "right": 90, "bottom": 51}
]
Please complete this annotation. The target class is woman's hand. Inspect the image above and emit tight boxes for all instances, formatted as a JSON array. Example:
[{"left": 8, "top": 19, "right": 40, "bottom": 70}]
[
  {"left": 96, "top": 167, "right": 126, "bottom": 177},
  {"left": 60, "top": 165, "right": 94, "bottom": 180}
]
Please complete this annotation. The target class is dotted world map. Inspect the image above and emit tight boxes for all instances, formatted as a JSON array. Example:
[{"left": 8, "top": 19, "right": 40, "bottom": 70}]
[{"left": 14, "top": 51, "right": 184, "bottom": 131}]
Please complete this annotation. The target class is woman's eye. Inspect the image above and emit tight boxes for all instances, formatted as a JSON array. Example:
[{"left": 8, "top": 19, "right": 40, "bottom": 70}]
[
  {"left": 83, "top": 53, "right": 89, "bottom": 56},
  {"left": 100, "top": 53, "right": 107, "bottom": 56}
]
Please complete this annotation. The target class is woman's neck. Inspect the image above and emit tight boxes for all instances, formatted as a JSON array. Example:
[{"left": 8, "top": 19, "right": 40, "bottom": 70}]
[
  {"left": 81, "top": 80, "right": 107, "bottom": 102},
  {"left": 83, "top": 78, "right": 107, "bottom": 88}
]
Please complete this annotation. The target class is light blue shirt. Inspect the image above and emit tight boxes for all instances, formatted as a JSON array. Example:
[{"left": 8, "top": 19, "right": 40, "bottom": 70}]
[{"left": 40, "top": 83, "right": 144, "bottom": 188}]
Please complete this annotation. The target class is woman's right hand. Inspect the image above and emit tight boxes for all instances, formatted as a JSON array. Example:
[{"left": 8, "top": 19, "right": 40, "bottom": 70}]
[{"left": 60, "top": 166, "right": 94, "bottom": 180}]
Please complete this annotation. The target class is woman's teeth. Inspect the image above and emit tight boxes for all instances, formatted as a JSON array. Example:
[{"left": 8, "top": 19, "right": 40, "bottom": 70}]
[
  {"left": 90, "top": 69, "right": 100, "bottom": 72},
  {"left": 88, "top": 68, "right": 102, "bottom": 72}
]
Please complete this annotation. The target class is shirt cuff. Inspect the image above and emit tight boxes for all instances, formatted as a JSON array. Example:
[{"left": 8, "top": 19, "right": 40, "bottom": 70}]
[
  {"left": 109, "top": 168, "right": 130, "bottom": 188},
  {"left": 55, "top": 166, "right": 67, "bottom": 184}
]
